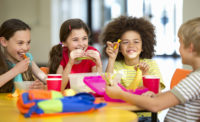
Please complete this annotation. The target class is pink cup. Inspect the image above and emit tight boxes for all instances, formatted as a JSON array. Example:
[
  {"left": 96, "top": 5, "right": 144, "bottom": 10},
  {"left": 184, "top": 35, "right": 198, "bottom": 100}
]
[
  {"left": 143, "top": 75, "right": 160, "bottom": 94},
  {"left": 47, "top": 78, "right": 61, "bottom": 91},
  {"left": 47, "top": 74, "right": 62, "bottom": 78}
]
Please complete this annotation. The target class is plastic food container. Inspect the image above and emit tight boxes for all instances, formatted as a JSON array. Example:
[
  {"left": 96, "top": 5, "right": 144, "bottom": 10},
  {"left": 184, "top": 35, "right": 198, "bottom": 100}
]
[
  {"left": 68, "top": 73, "right": 101, "bottom": 93},
  {"left": 14, "top": 81, "right": 33, "bottom": 93}
]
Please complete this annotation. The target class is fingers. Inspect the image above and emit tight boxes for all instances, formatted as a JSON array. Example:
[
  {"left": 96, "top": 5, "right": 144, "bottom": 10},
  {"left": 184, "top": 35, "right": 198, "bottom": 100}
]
[
  {"left": 85, "top": 50, "right": 99, "bottom": 57},
  {"left": 106, "top": 42, "right": 119, "bottom": 59},
  {"left": 29, "top": 80, "right": 44, "bottom": 89},
  {"left": 106, "top": 41, "right": 113, "bottom": 47},
  {"left": 142, "top": 91, "right": 155, "bottom": 97},
  {"left": 69, "top": 50, "right": 85, "bottom": 63},
  {"left": 138, "top": 62, "right": 149, "bottom": 73},
  {"left": 106, "top": 41, "right": 119, "bottom": 49}
]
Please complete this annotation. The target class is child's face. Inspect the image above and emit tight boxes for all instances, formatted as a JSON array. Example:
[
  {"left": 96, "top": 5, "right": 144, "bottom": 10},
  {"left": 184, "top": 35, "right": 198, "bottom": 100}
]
[
  {"left": 63, "top": 28, "right": 88, "bottom": 52},
  {"left": 2, "top": 30, "right": 31, "bottom": 63},
  {"left": 120, "top": 30, "right": 142, "bottom": 60}
]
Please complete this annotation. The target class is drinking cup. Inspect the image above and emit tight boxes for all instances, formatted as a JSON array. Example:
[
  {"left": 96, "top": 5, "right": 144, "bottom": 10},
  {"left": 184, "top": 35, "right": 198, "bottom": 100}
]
[
  {"left": 46, "top": 78, "right": 62, "bottom": 91},
  {"left": 143, "top": 75, "right": 160, "bottom": 94}
]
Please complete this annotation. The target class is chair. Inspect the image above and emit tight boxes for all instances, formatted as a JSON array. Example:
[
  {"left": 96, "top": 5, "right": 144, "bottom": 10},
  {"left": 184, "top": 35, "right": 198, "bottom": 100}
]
[
  {"left": 170, "top": 68, "right": 192, "bottom": 89},
  {"left": 40, "top": 67, "right": 49, "bottom": 74}
]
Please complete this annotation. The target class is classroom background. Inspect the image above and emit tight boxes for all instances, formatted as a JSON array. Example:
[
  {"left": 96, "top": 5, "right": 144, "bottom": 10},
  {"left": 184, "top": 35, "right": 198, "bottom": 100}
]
[{"left": 0, "top": 0, "right": 200, "bottom": 121}]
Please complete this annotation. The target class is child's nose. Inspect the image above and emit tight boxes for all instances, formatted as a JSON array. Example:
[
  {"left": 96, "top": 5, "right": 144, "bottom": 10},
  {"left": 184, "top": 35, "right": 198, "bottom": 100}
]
[
  {"left": 78, "top": 40, "right": 86, "bottom": 47},
  {"left": 128, "top": 42, "right": 135, "bottom": 47},
  {"left": 22, "top": 44, "right": 29, "bottom": 51}
]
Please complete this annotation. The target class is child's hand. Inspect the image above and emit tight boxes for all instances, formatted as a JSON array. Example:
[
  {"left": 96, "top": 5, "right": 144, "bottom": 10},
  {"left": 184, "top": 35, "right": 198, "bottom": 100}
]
[
  {"left": 142, "top": 91, "right": 156, "bottom": 98},
  {"left": 106, "top": 41, "right": 119, "bottom": 60},
  {"left": 135, "top": 62, "right": 149, "bottom": 75},
  {"left": 105, "top": 83, "right": 123, "bottom": 99},
  {"left": 85, "top": 50, "right": 101, "bottom": 66},
  {"left": 29, "top": 80, "right": 45, "bottom": 89},
  {"left": 15, "top": 58, "right": 30, "bottom": 74},
  {"left": 69, "top": 49, "right": 84, "bottom": 64}
]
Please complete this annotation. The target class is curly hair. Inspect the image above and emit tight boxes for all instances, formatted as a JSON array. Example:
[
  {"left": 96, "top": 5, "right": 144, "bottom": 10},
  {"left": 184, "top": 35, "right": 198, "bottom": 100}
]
[{"left": 99, "top": 16, "right": 156, "bottom": 61}]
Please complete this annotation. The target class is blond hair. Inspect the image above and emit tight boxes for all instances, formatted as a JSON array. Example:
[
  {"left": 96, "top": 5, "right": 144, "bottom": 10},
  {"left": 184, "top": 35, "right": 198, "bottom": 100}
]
[{"left": 178, "top": 17, "right": 200, "bottom": 55}]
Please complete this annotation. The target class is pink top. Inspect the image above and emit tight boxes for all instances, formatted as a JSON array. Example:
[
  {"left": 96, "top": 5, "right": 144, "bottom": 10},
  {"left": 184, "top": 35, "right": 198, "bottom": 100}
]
[{"left": 60, "top": 46, "right": 99, "bottom": 73}]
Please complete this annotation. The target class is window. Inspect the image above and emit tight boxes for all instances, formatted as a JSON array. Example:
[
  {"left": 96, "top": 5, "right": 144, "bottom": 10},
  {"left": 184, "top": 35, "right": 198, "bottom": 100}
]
[{"left": 127, "top": 0, "right": 183, "bottom": 55}]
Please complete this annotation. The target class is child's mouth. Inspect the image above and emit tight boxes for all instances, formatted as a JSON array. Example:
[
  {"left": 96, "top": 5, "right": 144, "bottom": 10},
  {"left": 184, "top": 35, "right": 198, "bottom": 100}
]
[
  {"left": 127, "top": 49, "right": 137, "bottom": 54},
  {"left": 18, "top": 52, "right": 26, "bottom": 58},
  {"left": 76, "top": 47, "right": 85, "bottom": 50}
]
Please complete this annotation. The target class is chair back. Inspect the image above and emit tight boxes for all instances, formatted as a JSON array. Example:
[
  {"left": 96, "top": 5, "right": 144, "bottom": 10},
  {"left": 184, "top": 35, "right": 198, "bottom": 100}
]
[
  {"left": 40, "top": 67, "right": 49, "bottom": 74},
  {"left": 170, "top": 68, "right": 192, "bottom": 89}
]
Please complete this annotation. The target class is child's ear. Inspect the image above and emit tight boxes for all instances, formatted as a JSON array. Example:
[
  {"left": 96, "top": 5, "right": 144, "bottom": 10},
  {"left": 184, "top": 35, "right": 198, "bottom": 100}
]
[
  {"left": 0, "top": 37, "right": 7, "bottom": 47},
  {"left": 62, "top": 41, "right": 68, "bottom": 47},
  {"left": 189, "top": 43, "right": 194, "bottom": 52}
]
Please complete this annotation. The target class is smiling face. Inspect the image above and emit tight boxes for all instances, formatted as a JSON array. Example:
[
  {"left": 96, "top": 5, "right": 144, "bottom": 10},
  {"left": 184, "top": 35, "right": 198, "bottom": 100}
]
[
  {"left": 1, "top": 29, "right": 31, "bottom": 63},
  {"left": 120, "top": 30, "right": 142, "bottom": 61},
  {"left": 63, "top": 28, "right": 89, "bottom": 52}
]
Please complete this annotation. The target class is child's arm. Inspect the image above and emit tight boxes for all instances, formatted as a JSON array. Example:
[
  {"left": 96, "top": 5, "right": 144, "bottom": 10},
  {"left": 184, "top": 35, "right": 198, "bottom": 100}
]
[
  {"left": 0, "top": 59, "right": 30, "bottom": 87},
  {"left": 59, "top": 49, "right": 83, "bottom": 91},
  {"left": 105, "top": 41, "right": 119, "bottom": 73},
  {"left": 31, "top": 61, "right": 47, "bottom": 83},
  {"left": 57, "top": 64, "right": 72, "bottom": 91},
  {"left": 105, "top": 84, "right": 180, "bottom": 112},
  {"left": 29, "top": 79, "right": 45, "bottom": 89}
]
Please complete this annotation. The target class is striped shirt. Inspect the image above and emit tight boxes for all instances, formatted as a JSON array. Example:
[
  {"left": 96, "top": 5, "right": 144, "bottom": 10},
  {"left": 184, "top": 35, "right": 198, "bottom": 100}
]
[
  {"left": 114, "top": 59, "right": 165, "bottom": 89},
  {"left": 165, "top": 69, "right": 200, "bottom": 122}
]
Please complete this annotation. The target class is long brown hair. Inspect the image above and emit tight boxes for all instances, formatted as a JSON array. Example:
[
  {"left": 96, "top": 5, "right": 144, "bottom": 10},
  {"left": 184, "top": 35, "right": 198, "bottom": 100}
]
[
  {"left": 48, "top": 19, "right": 90, "bottom": 73},
  {"left": 0, "top": 19, "right": 33, "bottom": 92},
  {"left": 0, "top": 47, "right": 12, "bottom": 92}
]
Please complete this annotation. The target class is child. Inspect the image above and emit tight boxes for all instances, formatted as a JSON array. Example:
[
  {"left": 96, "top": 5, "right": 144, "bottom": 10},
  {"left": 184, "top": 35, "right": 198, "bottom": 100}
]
[
  {"left": 106, "top": 17, "right": 200, "bottom": 121},
  {"left": 49, "top": 19, "right": 102, "bottom": 90},
  {"left": 100, "top": 16, "right": 165, "bottom": 90},
  {"left": 100, "top": 15, "right": 165, "bottom": 121},
  {"left": 0, "top": 19, "right": 46, "bottom": 93}
]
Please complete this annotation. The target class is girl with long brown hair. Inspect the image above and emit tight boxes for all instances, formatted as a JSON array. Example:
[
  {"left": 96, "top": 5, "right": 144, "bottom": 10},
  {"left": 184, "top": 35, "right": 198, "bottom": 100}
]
[{"left": 49, "top": 19, "right": 102, "bottom": 90}]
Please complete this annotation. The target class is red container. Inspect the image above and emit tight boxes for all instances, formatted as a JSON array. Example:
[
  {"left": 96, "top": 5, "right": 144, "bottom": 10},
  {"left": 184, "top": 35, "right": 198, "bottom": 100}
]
[
  {"left": 47, "top": 74, "right": 62, "bottom": 78},
  {"left": 143, "top": 75, "right": 160, "bottom": 94},
  {"left": 47, "top": 78, "right": 61, "bottom": 91}
]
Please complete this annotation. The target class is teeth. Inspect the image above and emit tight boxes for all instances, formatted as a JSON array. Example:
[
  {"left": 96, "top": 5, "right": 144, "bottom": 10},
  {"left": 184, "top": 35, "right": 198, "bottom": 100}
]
[
  {"left": 18, "top": 53, "right": 26, "bottom": 57},
  {"left": 76, "top": 48, "right": 84, "bottom": 50},
  {"left": 129, "top": 53, "right": 138, "bottom": 58},
  {"left": 127, "top": 50, "right": 136, "bottom": 53},
  {"left": 19, "top": 52, "right": 25, "bottom": 55}
]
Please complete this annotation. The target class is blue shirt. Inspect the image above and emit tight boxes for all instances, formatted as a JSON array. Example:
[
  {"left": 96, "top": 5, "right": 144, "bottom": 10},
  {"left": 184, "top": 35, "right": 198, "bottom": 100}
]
[{"left": 6, "top": 53, "right": 33, "bottom": 82}]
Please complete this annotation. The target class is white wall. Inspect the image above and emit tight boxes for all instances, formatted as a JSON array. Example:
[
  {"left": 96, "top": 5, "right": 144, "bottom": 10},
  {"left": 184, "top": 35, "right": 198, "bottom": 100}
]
[
  {"left": 183, "top": 0, "right": 200, "bottom": 22},
  {"left": 0, "top": 0, "right": 51, "bottom": 64}
]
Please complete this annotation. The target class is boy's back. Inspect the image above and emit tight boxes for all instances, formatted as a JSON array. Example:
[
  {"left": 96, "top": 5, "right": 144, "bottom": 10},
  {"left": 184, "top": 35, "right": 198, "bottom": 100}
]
[{"left": 165, "top": 69, "right": 200, "bottom": 121}]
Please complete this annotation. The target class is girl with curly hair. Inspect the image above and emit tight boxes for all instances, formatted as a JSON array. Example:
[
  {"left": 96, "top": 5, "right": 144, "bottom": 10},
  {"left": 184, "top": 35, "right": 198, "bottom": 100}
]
[
  {"left": 100, "top": 15, "right": 165, "bottom": 89},
  {"left": 100, "top": 16, "right": 165, "bottom": 121}
]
